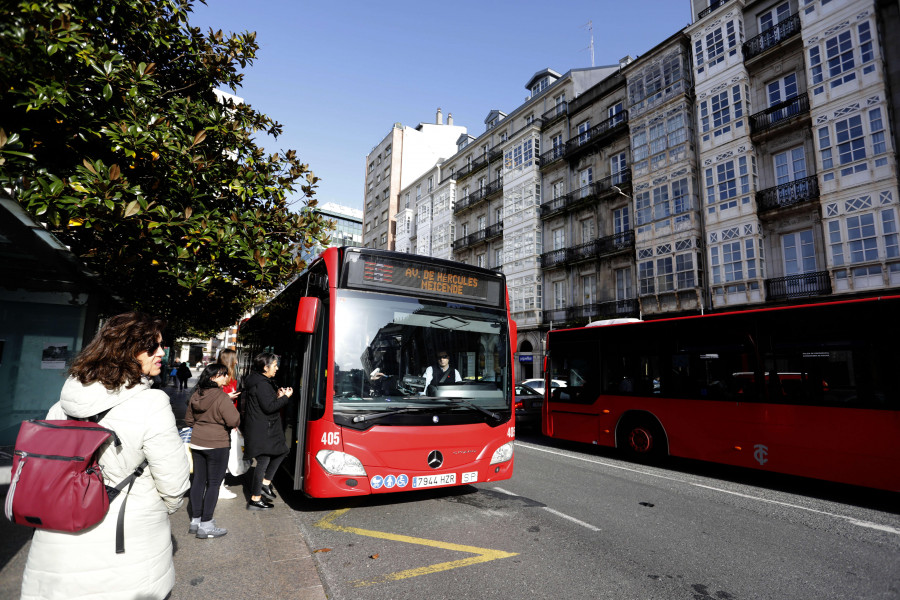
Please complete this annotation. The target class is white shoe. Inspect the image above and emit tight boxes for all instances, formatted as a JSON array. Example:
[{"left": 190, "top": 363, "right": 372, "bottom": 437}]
[{"left": 218, "top": 484, "right": 237, "bottom": 499}]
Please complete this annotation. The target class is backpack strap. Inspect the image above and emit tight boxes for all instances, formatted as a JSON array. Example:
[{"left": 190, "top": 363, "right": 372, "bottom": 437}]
[
  {"left": 66, "top": 408, "right": 122, "bottom": 447},
  {"left": 66, "top": 406, "right": 145, "bottom": 553},
  {"left": 109, "top": 459, "right": 148, "bottom": 554}
]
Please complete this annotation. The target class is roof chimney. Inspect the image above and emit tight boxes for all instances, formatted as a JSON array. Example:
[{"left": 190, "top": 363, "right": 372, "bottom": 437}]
[
  {"left": 618, "top": 55, "right": 635, "bottom": 70},
  {"left": 436, "top": 107, "right": 443, "bottom": 125},
  {"left": 448, "top": 113, "right": 453, "bottom": 126}
]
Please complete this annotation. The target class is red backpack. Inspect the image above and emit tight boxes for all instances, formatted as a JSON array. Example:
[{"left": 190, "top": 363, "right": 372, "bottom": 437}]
[{"left": 3, "top": 417, "right": 147, "bottom": 553}]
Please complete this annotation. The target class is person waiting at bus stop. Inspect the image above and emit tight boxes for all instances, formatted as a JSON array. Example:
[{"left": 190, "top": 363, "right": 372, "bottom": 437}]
[
  {"left": 241, "top": 352, "right": 293, "bottom": 510},
  {"left": 423, "top": 350, "right": 462, "bottom": 395}
]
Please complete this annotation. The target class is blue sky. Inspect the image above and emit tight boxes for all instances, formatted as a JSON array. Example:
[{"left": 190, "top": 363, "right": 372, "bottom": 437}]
[{"left": 189, "top": 0, "right": 693, "bottom": 211}]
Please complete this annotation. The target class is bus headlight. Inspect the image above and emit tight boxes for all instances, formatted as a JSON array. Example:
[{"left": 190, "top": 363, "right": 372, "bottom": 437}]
[
  {"left": 316, "top": 450, "right": 366, "bottom": 476},
  {"left": 490, "top": 442, "right": 514, "bottom": 465}
]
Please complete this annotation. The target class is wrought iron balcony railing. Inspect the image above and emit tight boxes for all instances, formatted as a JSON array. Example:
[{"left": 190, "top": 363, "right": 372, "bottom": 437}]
[
  {"left": 595, "top": 229, "right": 635, "bottom": 256},
  {"left": 541, "top": 102, "right": 568, "bottom": 128},
  {"left": 595, "top": 170, "right": 632, "bottom": 195},
  {"left": 452, "top": 222, "right": 503, "bottom": 251},
  {"left": 451, "top": 234, "right": 469, "bottom": 250},
  {"left": 454, "top": 162, "right": 473, "bottom": 180},
  {"left": 540, "top": 145, "right": 567, "bottom": 169},
  {"left": 454, "top": 187, "right": 488, "bottom": 214},
  {"left": 565, "top": 111, "right": 629, "bottom": 158},
  {"left": 542, "top": 230, "right": 635, "bottom": 268},
  {"left": 484, "top": 221, "right": 503, "bottom": 240},
  {"left": 539, "top": 173, "right": 631, "bottom": 220},
  {"left": 757, "top": 174, "right": 819, "bottom": 213},
  {"left": 750, "top": 93, "right": 809, "bottom": 134},
  {"left": 698, "top": 0, "right": 729, "bottom": 19},
  {"left": 765, "top": 271, "right": 831, "bottom": 301},
  {"left": 540, "top": 248, "right": 567, "bottom": 269},
  {"left": 484, "top": 179, "right": 503, "bottom": 197},
  {"left": 542, "top": 298, "right": 639, "bottom": 326},
  {"left": 542, "top": 308, "right": 568, "bottom": 324},
  {"left": 567, "top": 298, "right": 640, "bottom": 323},
  {"left": 566, "top": 230, "right": 635, "bottom": 263},
  {"left": 743, "top": 13, "right": 801, "bottom": 60}
]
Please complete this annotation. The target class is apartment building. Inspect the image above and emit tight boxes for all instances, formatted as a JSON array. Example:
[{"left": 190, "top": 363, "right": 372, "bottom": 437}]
[
  {"left": 368, "top": 0, "right": 900, "bottom": 383},
  {"left": 363, "top": 112, "right": 466, "bottom": 250},
  {"left": 437, "top": 67, "right": 619, "bottom": 377},
  {"left": 539, "top": 64, "right": 637, "bottom": 329},
  {"left": 622, "top": 34, "right": 704, "bottom": 316},
  {"left": 689, "top": 0, "right": 899, "bottom": 307}
]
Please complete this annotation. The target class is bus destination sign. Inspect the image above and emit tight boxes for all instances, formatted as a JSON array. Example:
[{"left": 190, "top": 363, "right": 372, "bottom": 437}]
[{"left": 362, "top": 260, "right": 488, "bottom": 300}]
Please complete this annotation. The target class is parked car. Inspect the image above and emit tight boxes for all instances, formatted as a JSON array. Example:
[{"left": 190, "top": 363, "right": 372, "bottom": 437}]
[
  {"left": 514, "top": 384, "right": 544, "bottom": 430},
  {"left": 520, "top": 378, "right": 567, "bottom": 396}
]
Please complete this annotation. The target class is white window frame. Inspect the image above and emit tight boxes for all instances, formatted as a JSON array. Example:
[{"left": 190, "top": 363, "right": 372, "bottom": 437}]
[
  {"left": 808, "top": 20, "right": 876, "bottom": 95},
  {"left": 552, "top": 227, "right": 566, "bottom": 251},
  {"left": 782, "top": 229, "right": 816, "bottom": 276},
  {"left": 616, "top": 267, "right": 632, "bottom": 300},
  {"left": 581, "top": 274, "right": 597, "bottom": 305},
  {"left": 553, "top": 280, "right": 566, "bottom": 309},
  {"left": 774, "top": 146, "right": 807, "bottom": 185},
  {"left": 818, "top": 107, "right": 888, "bottom": 180}
]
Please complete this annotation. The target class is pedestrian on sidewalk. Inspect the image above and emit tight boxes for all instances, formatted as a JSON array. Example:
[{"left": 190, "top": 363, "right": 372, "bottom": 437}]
[
  {"left": 242, "top": 352, "right": 292, "bottom": 510},
  {"left": 216, "top": 348, "right": 242, "bottom": 499},
  {"left": 176, "top": 361, "right": 192, "bottom": 390},
  {"left": 185, "top": 363, "right": 241, "bottom": 538},
  {"left": 20, "top": 312, "right": 191, "bottom": 600}
]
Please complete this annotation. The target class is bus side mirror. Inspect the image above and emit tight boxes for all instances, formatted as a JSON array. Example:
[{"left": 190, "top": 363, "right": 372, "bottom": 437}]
[{"left": 295, "top": 297, "right": 320, "bottom": 333}]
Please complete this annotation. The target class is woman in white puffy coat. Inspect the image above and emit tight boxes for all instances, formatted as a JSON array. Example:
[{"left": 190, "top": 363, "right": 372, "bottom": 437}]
[{"left": 20, "top": 312, "right": 191, "bottom": 600}]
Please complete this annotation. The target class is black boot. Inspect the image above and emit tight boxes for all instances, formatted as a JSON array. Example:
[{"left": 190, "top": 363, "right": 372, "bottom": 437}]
[
  {"left": 261, "top": 483, "right": 277, "bottom": 501},
  {"left": 246, "top": 498, "right": 274, "bottom": 511}
]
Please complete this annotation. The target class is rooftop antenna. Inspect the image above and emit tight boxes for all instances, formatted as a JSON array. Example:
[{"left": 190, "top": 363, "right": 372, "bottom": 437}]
[{"left": 584, "top": 20, "right": 595, "bottom": 67}]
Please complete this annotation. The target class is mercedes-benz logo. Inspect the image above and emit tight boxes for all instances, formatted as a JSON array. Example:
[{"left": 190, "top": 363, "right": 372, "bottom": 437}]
[{"left": 427, "top": 450, "right": 443, "bottom": 469}]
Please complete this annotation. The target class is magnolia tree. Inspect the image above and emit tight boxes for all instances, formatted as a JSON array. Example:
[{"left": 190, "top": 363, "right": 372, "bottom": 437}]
[{"left": 0, "top": 0, "right": 332, "bottom": 335}]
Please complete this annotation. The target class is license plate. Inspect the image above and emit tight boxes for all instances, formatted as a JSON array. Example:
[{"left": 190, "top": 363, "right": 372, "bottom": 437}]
[{"left": 412, "top": 473, "right": 456, "bottom": 488}]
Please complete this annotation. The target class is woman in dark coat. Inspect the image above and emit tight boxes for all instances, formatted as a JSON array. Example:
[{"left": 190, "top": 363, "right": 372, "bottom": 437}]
[
  {"left": 176, "top": 361, "right": 192, "bottom": 390},
  {"left": 242, "top": 352, "right": 293, "bottom": 510}
]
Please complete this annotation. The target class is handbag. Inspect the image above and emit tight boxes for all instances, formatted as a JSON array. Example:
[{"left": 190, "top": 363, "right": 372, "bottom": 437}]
[{"left": 227, "top": 428, "right": 250, "bottom": 476}]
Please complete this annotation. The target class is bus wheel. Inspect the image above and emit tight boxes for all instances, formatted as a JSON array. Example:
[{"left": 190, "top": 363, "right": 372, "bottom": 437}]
[{"left": 619, "top": 418, "right": 666, "bottom": 461}]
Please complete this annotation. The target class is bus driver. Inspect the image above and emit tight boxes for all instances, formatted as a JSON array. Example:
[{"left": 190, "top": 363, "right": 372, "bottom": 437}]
[{"left": 423, "top": 350, "right": 462, "bottom": 395}]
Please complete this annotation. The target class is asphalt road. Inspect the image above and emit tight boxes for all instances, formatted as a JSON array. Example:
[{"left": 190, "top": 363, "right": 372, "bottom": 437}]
[{"left": 285, "top": 432, "right": 900, "bottom": 600}]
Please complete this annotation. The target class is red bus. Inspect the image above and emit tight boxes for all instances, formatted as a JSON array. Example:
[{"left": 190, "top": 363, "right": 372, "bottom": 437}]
[
  {"left": 238, "top": 247, "right": 516, "bottom": 497},
  {"left": 542, "top": 296, "right": 900, "bottom": 491}
]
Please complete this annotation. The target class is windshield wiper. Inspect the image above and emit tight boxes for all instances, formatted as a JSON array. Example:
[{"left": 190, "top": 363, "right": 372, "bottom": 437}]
[
  {"left": 435, "top": 398, "right": 502, "bottom": 422},
  {"left": 349, "top": 406, "right": 430, "bottom": 424}
]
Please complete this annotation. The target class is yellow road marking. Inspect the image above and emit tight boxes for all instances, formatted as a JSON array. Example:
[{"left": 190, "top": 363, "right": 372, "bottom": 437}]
[{"left": 315, "top": 508, "right": 518, "bottom": 587}]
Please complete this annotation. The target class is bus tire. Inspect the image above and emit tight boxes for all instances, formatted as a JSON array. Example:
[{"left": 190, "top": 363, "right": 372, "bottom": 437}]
[{"left": 618, "top": 416, "right": 667, "bottom": 461}]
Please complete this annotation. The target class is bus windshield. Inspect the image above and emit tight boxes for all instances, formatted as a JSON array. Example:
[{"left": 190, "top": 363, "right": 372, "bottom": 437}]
[{"left": 331, "top": 290, "right": 510, "bottom": 424}]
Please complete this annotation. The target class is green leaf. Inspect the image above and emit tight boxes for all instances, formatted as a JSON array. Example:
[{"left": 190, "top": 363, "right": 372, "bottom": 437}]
[
  {"left": 2, "top": 0, "right": 331, "bottom": 336},
  {"left": 124, "top": 200, "right": 141, "bottom": 217}
]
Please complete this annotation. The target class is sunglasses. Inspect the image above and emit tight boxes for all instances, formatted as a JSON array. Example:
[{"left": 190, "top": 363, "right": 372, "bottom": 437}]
[
  {"left": 438, "top": 354, "right": 449, "bottom": 359},
  {"left": 147, "top": 341, "right": 161, "bottom": 354}
]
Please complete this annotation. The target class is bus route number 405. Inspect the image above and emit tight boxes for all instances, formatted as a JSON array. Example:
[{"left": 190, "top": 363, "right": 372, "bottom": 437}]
[{"left": 321, "top": 432, "right": 341, "bottom": 446}]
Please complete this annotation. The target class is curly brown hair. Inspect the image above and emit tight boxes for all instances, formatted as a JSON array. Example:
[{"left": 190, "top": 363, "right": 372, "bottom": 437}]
[{"left": 69, "top": 312, "right": 166, "bottom": 390}]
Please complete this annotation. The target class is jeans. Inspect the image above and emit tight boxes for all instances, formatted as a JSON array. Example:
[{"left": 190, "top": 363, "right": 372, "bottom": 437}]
[
  {"left": 250, "top": 448, "right": 288, "bottom": 496},
  {"left": 189, "top": 447, "right": 229, "bottom": 521}
]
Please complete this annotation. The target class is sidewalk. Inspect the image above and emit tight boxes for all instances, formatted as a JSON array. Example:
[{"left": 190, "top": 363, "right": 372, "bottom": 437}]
[{"left": 0, "top": 369, "right": 327, "bottom": 600}]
